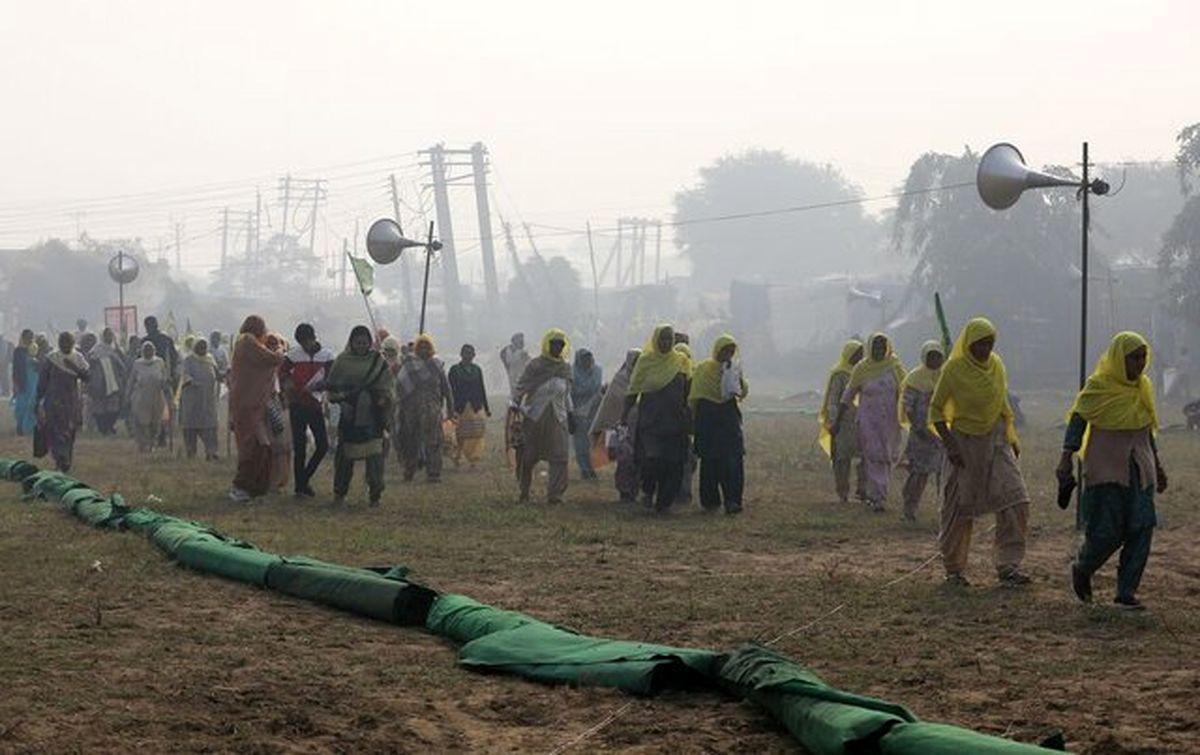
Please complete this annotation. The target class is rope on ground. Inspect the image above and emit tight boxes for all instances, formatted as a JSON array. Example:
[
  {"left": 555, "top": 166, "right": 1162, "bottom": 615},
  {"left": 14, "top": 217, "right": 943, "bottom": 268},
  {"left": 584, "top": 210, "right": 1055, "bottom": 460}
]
[
  {"left": 546, "top": 700, "right": 636, "bottom": 755},
  {"left": 763, "top": 521, "right": 999, "bottom": 648}
]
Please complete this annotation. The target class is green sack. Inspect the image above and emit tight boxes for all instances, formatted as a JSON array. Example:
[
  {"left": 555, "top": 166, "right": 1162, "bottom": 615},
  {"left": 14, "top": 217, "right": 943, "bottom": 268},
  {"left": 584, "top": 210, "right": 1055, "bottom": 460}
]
[
  {"left": 175, "top": 539, "right": 282, "bottom": 587},
  {"left": 459, "top": 622, "right": 723, "bottom": 695},
  {"left": 880, "top": 722, "right": 1061, "bottom": 755},
  {"left": 718, "top": 645, "right": 913, "bottom": 755},
  {"left": 265, "top": 556, "right": 436, "bottom": 626},
  {"left": 426, "top": 594, "right": 553, "bottom": 644}
]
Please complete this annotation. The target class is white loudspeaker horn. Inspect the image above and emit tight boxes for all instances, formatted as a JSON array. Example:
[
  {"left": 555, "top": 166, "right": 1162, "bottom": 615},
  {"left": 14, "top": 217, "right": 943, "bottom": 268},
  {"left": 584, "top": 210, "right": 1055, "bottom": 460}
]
[
  {"left": 976, "top": 143, "right": 1081, "bottom": 210},
  {"left": 366, "top": 218, "right": 420, "bottom": 264}
]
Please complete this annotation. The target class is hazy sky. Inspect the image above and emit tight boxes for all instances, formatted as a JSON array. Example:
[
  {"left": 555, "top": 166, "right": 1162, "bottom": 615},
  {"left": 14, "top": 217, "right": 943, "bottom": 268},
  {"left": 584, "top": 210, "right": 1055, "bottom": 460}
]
[{"left": 1, "top": 0, "right": 1196, "bottom": 279}]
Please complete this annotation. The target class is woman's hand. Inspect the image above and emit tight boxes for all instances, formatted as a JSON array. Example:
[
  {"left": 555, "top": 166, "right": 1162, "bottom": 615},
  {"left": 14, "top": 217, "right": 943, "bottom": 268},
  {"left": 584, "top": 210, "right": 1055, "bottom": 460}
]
[
  {"left": 1056, "top": 452, "right": 1074, "bottom": 483},
  {"left": 1156, "top": 463, "right": 1169, "bottom": 494}
]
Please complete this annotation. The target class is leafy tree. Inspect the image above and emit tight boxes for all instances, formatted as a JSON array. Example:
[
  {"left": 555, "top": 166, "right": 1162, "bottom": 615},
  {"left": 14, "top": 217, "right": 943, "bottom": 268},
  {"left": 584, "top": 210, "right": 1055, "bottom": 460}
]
[
  {"left": 504, "top": 254, "right": 584, "bottom": 335},
  {"left": 891, "top": 148, "right": 1085, "bottom": 377},
  {"left": 1160, "top": 123, "right": 1200, "bottom": 323},
  {"left": 673, "top": 149, "right": 880, "bottom": 291}
]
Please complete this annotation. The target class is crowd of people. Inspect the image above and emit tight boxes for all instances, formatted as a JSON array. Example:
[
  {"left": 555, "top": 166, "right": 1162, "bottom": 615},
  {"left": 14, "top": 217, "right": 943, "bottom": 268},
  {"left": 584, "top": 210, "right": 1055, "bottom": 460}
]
[
  {"left": 3, "top": 311, "right": 1167, "bottom": 608},
  {"left": 818, "top": 318, "right": 1166, "bottom": 608}
]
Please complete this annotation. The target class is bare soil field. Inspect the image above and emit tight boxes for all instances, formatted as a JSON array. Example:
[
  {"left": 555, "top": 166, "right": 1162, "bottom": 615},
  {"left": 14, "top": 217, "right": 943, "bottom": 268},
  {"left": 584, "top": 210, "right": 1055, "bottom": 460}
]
[{"left": 1, "top": 397, "right": 1197, "bottom": 754}]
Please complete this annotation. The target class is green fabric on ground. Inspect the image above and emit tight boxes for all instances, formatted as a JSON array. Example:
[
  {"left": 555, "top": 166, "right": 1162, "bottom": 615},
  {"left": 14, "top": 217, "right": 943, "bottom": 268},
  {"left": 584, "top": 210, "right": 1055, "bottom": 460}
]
[
  {"left": 426, "top": 594, "right": 554, "bottom": 644},
  {"left": 718, "top": 645, "right": 914, "bottom": 755},
  {"left": 0, "top": 459, "right": 1070, "bottom": 753},
  {"left": 459, "top": 622, "right": 724, "bottom": 695},
  {"left": 880, "top": 722, "right": 1062, "bottom": 754},
  {"left": 120, "top": 508, "right": 174, "bottom": 534},
  {"left": 0, "top": 459, "right": 38, "bottom": 481},
  {"left": 264, "top": 556, "right": 436, "bottom": 625},
  {"left": 175, "top": 538, "right": 281, "bottom": 587},
  {"left": 150, "top": 519, "right": 223, "bottom": 556},
  {"left": 22, "top": 470, "right": 89, "bottom": 501}
]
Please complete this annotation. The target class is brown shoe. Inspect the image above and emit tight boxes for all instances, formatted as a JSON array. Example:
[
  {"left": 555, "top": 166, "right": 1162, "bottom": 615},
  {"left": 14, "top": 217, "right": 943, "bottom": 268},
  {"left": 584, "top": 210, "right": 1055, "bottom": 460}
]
[{"left": 998, "top": 567, "right": 1032, "bottom": 586}]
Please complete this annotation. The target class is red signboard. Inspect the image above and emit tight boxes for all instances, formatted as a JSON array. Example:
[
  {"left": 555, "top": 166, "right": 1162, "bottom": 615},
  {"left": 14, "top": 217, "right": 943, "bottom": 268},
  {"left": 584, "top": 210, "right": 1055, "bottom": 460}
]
[{"left": 104, "top": 305, "right": 138, "bottom": 337}]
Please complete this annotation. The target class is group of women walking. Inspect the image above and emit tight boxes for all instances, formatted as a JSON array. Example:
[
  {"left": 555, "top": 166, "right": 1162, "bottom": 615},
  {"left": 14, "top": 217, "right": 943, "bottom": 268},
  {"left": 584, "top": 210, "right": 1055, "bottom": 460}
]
[{"left": 819, "top": 317, "right": 1166, "bottom": 608}]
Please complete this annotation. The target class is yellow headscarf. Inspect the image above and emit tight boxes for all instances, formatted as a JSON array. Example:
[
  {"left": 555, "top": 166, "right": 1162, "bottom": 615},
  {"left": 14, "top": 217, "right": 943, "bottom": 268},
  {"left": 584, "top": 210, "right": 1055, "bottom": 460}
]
[
  {"left": 899, "top": 340, "right": 944, "bottom": 427},
  {"left": 1068, "top": 331, "right": 1157, "bottom": 458},
  {"left": 539, "top": 328, "right": 571, "bottom": 362},
  {"left": 846, "top": 332, "right": 906, "bottom": 393},
  {"left": 929, "top": 317, "right": 1018, "bottom": 444},
  {"left": 688, "top": 334, "right": 749, "bottom": 411},
  {"left": 902, "top": 340, "right": 944, "bottom": 395},
  {"left": 627, "top": 324, "right": 691, "bottom": 395},
  {"left": 818, "top": 338, "right": 863, "bottom": 457}
]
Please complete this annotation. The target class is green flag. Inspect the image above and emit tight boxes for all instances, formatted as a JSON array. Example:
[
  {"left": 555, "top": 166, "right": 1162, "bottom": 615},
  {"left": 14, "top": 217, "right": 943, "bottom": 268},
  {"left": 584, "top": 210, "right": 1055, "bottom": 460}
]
[
  {"left": 934, "top": 292, "right": 952, "bottom": 354},
  {"left": 349, "top": 255, "right": 374, "bottom": 296}
]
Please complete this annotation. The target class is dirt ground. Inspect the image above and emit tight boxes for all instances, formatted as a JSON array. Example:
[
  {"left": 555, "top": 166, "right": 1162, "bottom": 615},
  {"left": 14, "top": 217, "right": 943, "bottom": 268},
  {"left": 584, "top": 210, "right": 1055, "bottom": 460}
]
[{"left": 1, "top": 397, "right": 1197, "bottom": 754}]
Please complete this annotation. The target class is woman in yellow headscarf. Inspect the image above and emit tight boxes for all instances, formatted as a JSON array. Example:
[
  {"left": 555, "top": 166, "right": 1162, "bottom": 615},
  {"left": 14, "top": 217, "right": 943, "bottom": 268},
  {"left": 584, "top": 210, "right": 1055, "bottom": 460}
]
[
  {"left": 512, "top": 328, "right": 574, "bottom": 503},
  {"left": 838, "top": 333, "right": 906, "bottom": 513},
  {"left": 819, "top": 338, "right": 865, "bottom": 503},
  {"left": 929, "top": 317, "right": 1030, "bottom": 587},
  {"left": 622, "top": 324, "right": 692, "bottom": 512},
  {"left": 1058, "top": 331, "right": 1166, "bottom": 610},
  {"left": 899, "top": 340, "right": 946, "bottom": 521},
  {"left": 689, "top": 334, "right": 749, "bottom": 514}
]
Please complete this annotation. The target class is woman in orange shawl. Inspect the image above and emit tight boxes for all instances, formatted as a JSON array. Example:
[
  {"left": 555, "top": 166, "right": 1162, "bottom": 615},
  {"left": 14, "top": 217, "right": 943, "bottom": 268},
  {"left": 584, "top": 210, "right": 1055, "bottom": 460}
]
[{"left": 228, "top": 315, "right": 283, "bottom": 502}]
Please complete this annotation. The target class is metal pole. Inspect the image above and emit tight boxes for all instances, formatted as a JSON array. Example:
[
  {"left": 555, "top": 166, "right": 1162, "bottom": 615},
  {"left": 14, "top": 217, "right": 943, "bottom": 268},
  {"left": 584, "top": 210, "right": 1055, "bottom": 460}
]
[
  {"left": 1076, "top": 141, "right": 1091, "bottom": 531},
  {"left": 419, "top": 221, "right": 435, "bottom": 335},
  {"left": 117, "top": 251, "right": 126, "bottom": 340},
  {"left": 1079, "top": 142, "right": 1089, "bottom": 389}
]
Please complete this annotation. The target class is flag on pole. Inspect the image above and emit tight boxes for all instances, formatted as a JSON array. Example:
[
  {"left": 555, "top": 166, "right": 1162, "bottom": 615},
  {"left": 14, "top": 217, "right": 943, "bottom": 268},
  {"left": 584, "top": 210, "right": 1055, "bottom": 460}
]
[
  {"left": 165, "top": 310, "right": 179, "bottom": 340},
  {"left": 350, "top": 255, "right": 374, "bottom": 296}
]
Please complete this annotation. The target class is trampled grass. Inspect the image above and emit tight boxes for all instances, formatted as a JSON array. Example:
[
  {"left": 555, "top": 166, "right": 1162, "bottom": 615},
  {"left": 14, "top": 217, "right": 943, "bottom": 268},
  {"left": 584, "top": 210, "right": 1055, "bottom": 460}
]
[{"left": 1, "top": 397, "right": 1198, "bottom": 753}]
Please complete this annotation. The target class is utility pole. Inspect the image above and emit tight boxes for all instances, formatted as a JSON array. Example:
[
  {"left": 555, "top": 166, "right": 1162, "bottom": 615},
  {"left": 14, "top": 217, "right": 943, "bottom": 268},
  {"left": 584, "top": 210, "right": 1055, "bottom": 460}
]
[
  {"left": 307, "top": 178, "right": 325, "bottom": 259},
  {"left": 220, "top": 207, "right": 229, "bottom": 271},
  {"left": 254, "top": 189, "right": 262, "bottom": 265},
  {"left": 341, "top": 238, "right": 349, "bottom": 297},
  {"left": 470, "top": 142, "right": 501, "bottom": 317},
  {"left": 654, "top": 220, "right": 662, "bottom": 284},
  {"left": 422, "top": 144, "right": 464, "bottom": 338},
  {"left": 173, "top": 221, "right": 183, "bottom": 270},
  {"left": 389, "top": 173, "right": 416, "bottom": 323},
  {"left": 279, "top": 175, "right": 292, "bottom": 241}
]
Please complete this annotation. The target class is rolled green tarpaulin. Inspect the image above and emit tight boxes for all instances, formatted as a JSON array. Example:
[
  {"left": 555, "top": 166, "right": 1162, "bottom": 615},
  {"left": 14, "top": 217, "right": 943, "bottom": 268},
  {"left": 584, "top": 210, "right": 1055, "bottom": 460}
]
[
  {"left": 879, "top": 722, "right": 1062, "bottom": 755},
  {"left": 150, "top": 519, "right": 224, "bottom": 556},
  {"left": 264, "top": 555, "right": 436, "bottom": 626},
  {"left": 718, "top": 645, "right": 914, "bottom": 755},
  {"left": 22, "top": 470, "right": 89, "bottom": 501},
  {"left": 120, "top": 508, "right": 174, "bottom": 535},
  {"left": 426, "top": 593, "right": 554, "bottom": 644},
  {"left": 0, "top": 459, "right": 38, "bottom": 482},
  {"left": 459, "top": 622, "right": 724, "bottom": 695},
  {"left": 175, "top": 538, "right": 282, "bottom": 588}
]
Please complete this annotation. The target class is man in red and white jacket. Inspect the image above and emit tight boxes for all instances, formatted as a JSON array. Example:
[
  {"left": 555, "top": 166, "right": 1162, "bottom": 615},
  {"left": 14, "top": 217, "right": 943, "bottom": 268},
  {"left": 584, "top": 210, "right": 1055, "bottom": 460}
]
[{"left": 280, "top": 323, "right": 335, "bottom": 498}]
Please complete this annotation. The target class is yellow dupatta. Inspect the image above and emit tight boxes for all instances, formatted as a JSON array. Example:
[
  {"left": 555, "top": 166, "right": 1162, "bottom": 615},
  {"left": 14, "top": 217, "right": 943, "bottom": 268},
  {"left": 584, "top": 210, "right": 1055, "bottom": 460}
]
[
  {"left": 899, "top": 340, "right": 944, "bottom": 428},
  {"left": 626, "top": 324, "right": 691, "bottom": 395},
  {"left": 846, "top": 332, "right": 906, "bottom": 393},
  {"left": 818, "top": 339, "right": 863, "bottom": 457},
  {"left": 540, "top": 328, "right": 571, "bottom": 362},
  {"left": 688, "top": 334, "right": 749, "bottom": 411},
  {"left": 929, "top": 317, "right": 1018, "bottom": 445},
  {"left": 1068, "top": 331, "right": 1157, "bottom": 458}
]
